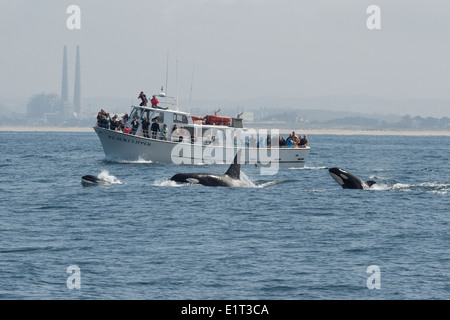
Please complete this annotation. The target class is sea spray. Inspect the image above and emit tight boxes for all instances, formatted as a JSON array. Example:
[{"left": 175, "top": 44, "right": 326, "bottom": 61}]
[{"left": 97, "top": 170, "right": 122, "bottom": 184}]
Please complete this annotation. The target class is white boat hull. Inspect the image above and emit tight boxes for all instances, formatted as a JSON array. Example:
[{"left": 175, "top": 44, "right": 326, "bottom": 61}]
[{"left": 94, "top": 127, "right": 310, "bottom": 168}]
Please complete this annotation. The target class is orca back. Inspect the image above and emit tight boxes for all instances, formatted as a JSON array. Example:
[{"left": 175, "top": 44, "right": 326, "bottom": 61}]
[
  {"left": 82, "top": 175, "right": 100, "bottom": 183},
  {"left": 329, "top": 167, "right": 377, "bottom": 190}
]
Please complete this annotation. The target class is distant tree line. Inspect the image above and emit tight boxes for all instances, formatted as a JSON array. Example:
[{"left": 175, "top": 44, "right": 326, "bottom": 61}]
[
  {"left": 395, "top": 115, "right": 450, "bottom": 129},
  {"left": 257, "top": 110, "right": 450, "bottom": 130},
  {"left": 323, "top": 115, "right": 450, "bottom": 130}
]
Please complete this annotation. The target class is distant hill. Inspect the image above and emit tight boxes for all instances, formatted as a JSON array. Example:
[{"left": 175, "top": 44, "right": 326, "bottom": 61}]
[
  {"left": 183, "top": 95, "right": 450, "bottom": 118},
  {"left": 2, "top": 94, "right": 450, "bottom": 130}
]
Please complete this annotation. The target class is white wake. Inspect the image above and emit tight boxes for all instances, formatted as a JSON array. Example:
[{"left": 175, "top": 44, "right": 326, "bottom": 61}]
[{"left": 97, "top": 170, "right": 122, "bottom": 184}]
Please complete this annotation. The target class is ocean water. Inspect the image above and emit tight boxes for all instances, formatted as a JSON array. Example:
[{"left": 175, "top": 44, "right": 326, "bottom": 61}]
[{"left": 0, "top": 131, "right": 449, "bottom": 300}]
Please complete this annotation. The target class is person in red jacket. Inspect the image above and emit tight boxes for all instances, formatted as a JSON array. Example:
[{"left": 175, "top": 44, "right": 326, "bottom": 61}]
[{"left": 151, "top": 95, "right": 159, "bottom": 108}]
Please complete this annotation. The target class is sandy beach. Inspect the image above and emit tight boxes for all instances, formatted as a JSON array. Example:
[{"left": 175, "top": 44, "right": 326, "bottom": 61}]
[{"left": 1, "top": 126, "right": 450, "bottom": 136}]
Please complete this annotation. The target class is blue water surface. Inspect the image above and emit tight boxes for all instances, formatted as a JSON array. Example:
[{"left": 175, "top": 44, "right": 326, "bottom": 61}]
[{"left": 0, "top": 131, "right": 449, "bottom": 299}]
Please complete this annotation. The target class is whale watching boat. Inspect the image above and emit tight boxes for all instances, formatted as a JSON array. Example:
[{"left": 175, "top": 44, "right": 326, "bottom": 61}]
[{"left": 93, "top": 93, "right": 310, "bottom": 168}]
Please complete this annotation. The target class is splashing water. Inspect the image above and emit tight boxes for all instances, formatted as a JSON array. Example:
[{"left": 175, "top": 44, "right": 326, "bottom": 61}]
[
  {"left": 152, "top": 179, "right": 188, "bottom": 187},
  {"left": 240, "top": 172, "right": 290, "bottom": 188},
  {"left": 116, "top": 157, "right": 153, "bottom": 164},
  {"left": 97, "top": 170, "right": 122, "bottom": 184},
  {"left": 152, "top": 171, "right": 287, "bottom": 189},
  {"left": 239, "top": 171, "right": 257, "bottom": 188},
  {"left": 289, "top": 166, "right": 327, "bottom": 170},
  {"left": 369, "top": 183, "right": 391, "bottom": 191},
  {"left": 368, "top": 181, "right": 449, "bottom": 194}
]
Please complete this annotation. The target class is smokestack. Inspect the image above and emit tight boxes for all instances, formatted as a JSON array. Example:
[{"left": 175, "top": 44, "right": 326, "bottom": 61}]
[
  {"left": 74, "top": 45, "right": 82, "bottom": 115},
  {"left": 61, "top": 46, "right": 69, "bottom": 103}
]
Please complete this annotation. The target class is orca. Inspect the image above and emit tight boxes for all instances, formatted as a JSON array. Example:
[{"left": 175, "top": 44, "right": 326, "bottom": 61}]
[
  {"left": 81, "top": 175, "right": 110, "bottom": 186},
  {"left": 328, "top": 167, "right": 376, "bottom": 190},
  {"left": 170, "top": 151, "right": 247, "bottom": 187}
]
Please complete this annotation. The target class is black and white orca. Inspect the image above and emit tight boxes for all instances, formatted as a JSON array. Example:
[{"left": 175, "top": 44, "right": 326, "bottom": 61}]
[
  {"left": 328, "top": 167, "right": 376, "bottom": 190},
  {"left": 170, "top": 151, "right": 247, "bottom": 187},
  {"left": 81, "top": 175, "right": 110, "bottom": 186}
]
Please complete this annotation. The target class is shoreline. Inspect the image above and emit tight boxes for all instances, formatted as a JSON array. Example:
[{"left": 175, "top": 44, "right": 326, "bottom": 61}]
[
  {"left": 0, "top": 126, "right": 95, "bottom": 133},
  {"left": 1, "top": 126, "right": 450, "bottom": 136},
  {"left": 297, "top": 129, "right": 450, "bottom": 136}
]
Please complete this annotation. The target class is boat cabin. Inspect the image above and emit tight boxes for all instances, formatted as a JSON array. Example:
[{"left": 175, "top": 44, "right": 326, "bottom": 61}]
[{"left": 123, "top": 93, "right": 243, "bottom": 142}]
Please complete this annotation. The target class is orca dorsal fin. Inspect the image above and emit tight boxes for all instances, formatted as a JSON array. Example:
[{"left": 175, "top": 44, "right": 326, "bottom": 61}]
[{"left": 224, "top": 150, "right": 241, "bottom": 179}]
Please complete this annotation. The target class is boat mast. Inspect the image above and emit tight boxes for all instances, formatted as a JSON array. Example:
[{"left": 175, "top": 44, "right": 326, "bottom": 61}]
[
  {"left": 188, "top": 61, "right": 195, "bottom": 114},
  {"left": 176, "top": 58, "right": 179, "bottom": 111},
  {"left": 165, "top": 51, "right": 169, "bottom": 105},
  {"left": 175, "top": 28, "right": 180, "bottom": 111}
]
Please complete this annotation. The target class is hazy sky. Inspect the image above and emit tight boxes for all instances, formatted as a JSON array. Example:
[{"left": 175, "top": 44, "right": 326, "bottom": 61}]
[{"left": 1, "top": 0, "right": 450, "bottom": 107}]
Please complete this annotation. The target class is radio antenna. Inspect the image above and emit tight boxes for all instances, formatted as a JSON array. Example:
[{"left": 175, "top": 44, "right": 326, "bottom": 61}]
[
  {"left": 188, "top": 61, "right": 195, "bottom": 114},
  {"left": 165, "top": 51, "right": 169, "bottom": 104}
]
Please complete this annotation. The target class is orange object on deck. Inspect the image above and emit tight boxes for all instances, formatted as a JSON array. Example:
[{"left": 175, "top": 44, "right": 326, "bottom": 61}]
[
  {"left": 191, "top": 116, "right": 205, "bottom": 125},
  {"left": 205, "top": 115, "right": 231, "bottom": 126}
]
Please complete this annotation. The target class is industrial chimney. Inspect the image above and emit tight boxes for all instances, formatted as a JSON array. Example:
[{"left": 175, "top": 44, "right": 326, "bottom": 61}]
[
  {"left": 61, "top": 46, "right": 69, "bottom": 103},
  {"left": 73, "top": 45, "right": 82, "bottom": 116}
]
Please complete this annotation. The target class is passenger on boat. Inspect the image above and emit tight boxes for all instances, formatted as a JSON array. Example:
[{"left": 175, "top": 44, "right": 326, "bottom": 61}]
[
  {"left": 293, "top": 133, "right": 300, "bottom": 148},
  {"left": 141, "top": 116, "right": 150, "bottom": 138},
  {"left": 97, "top": 111, "right": 103, "bottom": 125},
  {"left": 109, "top": 115, "right": 119, "bottom": 131},
  {"left": 249, "top": 135, "right": 257, "bottom": 148},
  {"left": 151, "top": 118, "right": 161, "bottom": 139},
  {"left": 122, "top": 113, "right": 129, "bottom": 125},
  {"left": 267, "top": 135, "right": 272, "bottom": 148},
  {"left": 178, "top": 127, "right": 188, "bottom": 142},
  {"left": 300, "top": 135, "right": 309, "bottom": 148},
  {"left": 139, "top": 91, "right": 148, "bottom": 106},
  {"left": 123, "top": 126, "right": 131, "bottom": 134},
  {"left": 243, "top": 136, "right": 248, "bottom": 147},
  {"left": 279, "top": 136, "right": 286, "bottom": 147},
  {"left": 151, "top": 95, "right": 159, "bottom": 108},
  {"left": 131, "top": 117, "right": 139, "bottom": 135},
  {"left": 105, "top": 113, "right": 112, "bottom": 129},
  {"left": 259, "top": 136, "right": 266, "bottom": 148},
  {"left": 97, "top": 112, "right": 104, "bottom": 128},
  {"left": 286, "top": 134, "right": 293, "bottom": 148},
  {"left": 287, "top": 133, "right": 292, "bottom": 141},
  {"left": 161, "top": 124, "right": 168, "bottom": 140},
  {"left": 118, "top": 120, "right": 124, "bottom": 132},
  {"left": 272, "top": 135, "right": 279, "bottom": 148},
  {"left": 96, "top": 109, "right": 111, "bottom": 129},
  {"left": 171, "top": 124, "right": 178, "bottom": 141},
  {"left": 287, "top": 139, "right": 294, "bottom": 148},
  {"left": 101, "top": 116, "right": 108, "bottom": 129}
]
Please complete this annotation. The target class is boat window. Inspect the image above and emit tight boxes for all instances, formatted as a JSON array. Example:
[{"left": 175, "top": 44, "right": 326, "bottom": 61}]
[
  {"left": 141, "top": 110, "right": 150, "bottom": 120},
  {"left": 148, "top": 111, "right": 164, "bottom": 123},
  {"left": 174, "top": 113, "right": 188, "bottom": 124},
  {"left": 129, "top": 108, "right": 142, "bottom": 120},
  {"left": 157, "top": 112, "right": 164, "bottom": 123}
]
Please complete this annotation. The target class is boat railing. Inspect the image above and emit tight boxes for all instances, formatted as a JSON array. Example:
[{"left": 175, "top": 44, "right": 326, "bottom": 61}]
[
  {"left": 97, "top": 123, "right": 310, "bottom": 148},
  {"left": 150, "top": 93, "right": 178, "bottom": 110}
]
